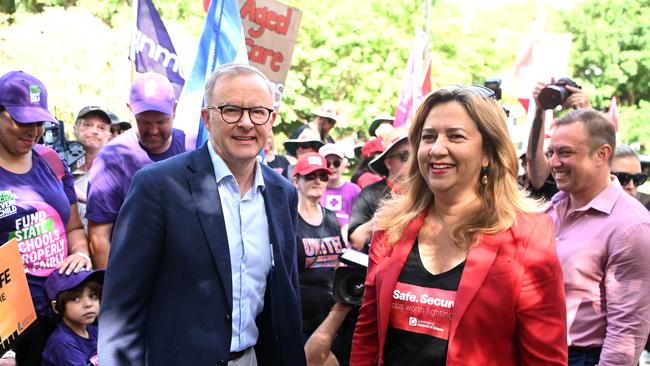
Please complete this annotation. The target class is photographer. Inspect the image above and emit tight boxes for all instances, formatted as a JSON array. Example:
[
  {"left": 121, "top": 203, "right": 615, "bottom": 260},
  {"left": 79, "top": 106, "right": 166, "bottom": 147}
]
[{"left": 525, "top": 77, "right": 591, "bottom": 200}]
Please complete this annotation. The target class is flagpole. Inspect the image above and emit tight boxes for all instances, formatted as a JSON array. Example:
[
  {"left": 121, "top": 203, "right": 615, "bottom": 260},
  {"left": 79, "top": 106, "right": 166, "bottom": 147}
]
[
  {"left": 130, "top": 0, "right": 138, "bottom": 85},
  {"left": 425, "top": 0, "right": 431, "bottom": 36}
]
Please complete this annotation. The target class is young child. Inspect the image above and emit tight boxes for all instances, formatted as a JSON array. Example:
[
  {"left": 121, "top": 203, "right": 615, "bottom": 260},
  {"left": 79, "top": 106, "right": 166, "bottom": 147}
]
[{"left": 41, "top": 269, "right": 104, "bottom": 366}]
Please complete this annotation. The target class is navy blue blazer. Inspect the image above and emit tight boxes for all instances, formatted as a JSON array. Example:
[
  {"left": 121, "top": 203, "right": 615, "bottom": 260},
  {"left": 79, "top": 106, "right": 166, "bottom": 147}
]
[{"left": 98, "top": 144, "right": 306, "bottom": 366}]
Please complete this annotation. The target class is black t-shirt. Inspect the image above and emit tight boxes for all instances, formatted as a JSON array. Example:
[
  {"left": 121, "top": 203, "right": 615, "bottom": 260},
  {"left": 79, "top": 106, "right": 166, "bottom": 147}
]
[
  {"left": 297, "top": 207, "right": 344, "bottom": 338},
  {"left": 348, "top": 179, "right": 390, "bottom": 251},
  {"left": 384, "top": 240, "right": 465, "bottom": 366},
  {"left": 267, "top": 154, "right": 291, "bottom": 179}
]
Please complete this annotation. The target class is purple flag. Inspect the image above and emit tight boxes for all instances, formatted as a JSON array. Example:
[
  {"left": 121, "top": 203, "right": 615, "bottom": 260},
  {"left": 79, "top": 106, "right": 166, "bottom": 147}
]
[{"left": 129, "top": 0, "right": 184, "bottom": 98}]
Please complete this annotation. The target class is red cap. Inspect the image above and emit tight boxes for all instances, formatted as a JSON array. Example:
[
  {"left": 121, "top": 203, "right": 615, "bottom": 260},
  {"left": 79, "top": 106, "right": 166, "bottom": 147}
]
[
  {"left": 293, "top": 152, "right": 332, "bottom": 177},
  {"left": 361, "top": 137, "right": 385, "bottom": 157}
]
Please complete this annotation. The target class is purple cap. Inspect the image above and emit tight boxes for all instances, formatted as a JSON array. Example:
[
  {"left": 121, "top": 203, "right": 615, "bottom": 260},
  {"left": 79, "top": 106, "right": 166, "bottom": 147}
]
[
  {"left": 129, "top": 72, "right": 176, "bottom": 116},
  {"left": 45, "top": 269, "right": 105, "bottom": 302},
  {"left": 0, "top": 71, "right": 57, "bottom": 124}
]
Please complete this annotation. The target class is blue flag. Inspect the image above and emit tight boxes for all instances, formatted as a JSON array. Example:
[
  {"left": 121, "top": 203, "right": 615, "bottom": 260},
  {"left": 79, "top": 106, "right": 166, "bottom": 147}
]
[
  {"left": 129, "top": 0, "right": 185, "bottom": 98},
  {"left": 174, "top": 0, "right": 248, "bottom": 149}
]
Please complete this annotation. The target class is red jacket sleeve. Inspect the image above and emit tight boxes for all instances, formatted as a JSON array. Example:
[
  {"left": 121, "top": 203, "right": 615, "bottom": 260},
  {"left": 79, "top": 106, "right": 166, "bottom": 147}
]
[
  {"left": 515, "top": 214, "right": 568, "bottom": 364},
  {"left": 350, "top": 231, "right": 389, "bottom": 366}
]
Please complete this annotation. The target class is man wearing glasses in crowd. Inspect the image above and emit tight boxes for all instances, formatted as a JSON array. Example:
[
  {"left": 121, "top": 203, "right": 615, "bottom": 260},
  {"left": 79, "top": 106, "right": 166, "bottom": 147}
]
[
  {"left": 348, "top": 127, "right": 409, "bottom": 252},
  {"left": 99, "top": 64, "right": 306, "bottom": 366},
  {"left": 611, "top": 144, "right": 650, "bottom": 210}
]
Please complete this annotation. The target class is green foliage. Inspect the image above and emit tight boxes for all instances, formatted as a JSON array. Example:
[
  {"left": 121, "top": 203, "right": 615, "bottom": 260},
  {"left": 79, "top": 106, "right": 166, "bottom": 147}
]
[
  {"left": 619, "top": 101, "right": 650, "bottom": 151},
  {"left": 560, "top": 0, "right": 650, "bottom": 151},
  {"left": 561, "top": 0, "right": 650, "bottom": 107}
]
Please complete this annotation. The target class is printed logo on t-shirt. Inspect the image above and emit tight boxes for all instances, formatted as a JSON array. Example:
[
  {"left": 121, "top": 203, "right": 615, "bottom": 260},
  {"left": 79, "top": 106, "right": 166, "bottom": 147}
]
[
  {"left": 302, "top": 236, "right": 343, "bottom": 269},
  {"left": 8, "top": 201, "right": 68, "bottom": 277},
  {"left": 88, "top": 354, "right": 99, "bottom": 365},
  {"left": 389, "top": 282, "right": 456, "bottom": 340},
  {"left": 0, "top": 190, "right": 18, "bottom": 219},
  {"left": 325, "top": 194, "right": 343, "bottom": 212}
]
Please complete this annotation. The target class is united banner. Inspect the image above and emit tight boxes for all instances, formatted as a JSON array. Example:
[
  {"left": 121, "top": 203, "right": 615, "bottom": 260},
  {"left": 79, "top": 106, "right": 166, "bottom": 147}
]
[
  {"left": 129, "top": 0, "right": 185, "bottom": 98},
  {"left": 0, "top": 239, "right": 37, "bottom": 353},
  {"left": 174, "top": 0, "right": 248, "bottom": 149}
]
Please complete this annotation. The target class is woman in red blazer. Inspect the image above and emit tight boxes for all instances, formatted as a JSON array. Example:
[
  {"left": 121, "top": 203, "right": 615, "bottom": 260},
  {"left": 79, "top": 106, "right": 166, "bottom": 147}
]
[{"left": 350, "top": 85, "right": 567, "bottom": 366}]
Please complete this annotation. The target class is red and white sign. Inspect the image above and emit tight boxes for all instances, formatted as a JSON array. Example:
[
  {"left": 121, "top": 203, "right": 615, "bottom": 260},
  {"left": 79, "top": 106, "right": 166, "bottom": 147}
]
[{"left": 389, "top": 282, "right": 456, "bottom": 340}]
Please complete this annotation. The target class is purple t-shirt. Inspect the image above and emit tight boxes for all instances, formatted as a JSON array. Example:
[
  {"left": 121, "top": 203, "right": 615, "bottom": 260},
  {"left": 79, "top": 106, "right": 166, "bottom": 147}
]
[
  {"left": 320, "top": 181, "right": 361, "bottom": 229},
  {"left": 42, "top": 322, "right": 99, "bottom": 366},
  {"left": 0, "top": 151, "right": 76, "bottom": 314},
  {"left": 86, "top": 128, "right": 186, "bottom": 224}
]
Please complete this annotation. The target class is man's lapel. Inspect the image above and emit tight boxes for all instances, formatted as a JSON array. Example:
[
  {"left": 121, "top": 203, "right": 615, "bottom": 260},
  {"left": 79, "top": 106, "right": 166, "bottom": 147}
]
[
  {"left": 260, "top": 168, "right": 286, "bottom": 269},
  {"left": 186, "top": 144, "right": 233, "bottom": 312}
]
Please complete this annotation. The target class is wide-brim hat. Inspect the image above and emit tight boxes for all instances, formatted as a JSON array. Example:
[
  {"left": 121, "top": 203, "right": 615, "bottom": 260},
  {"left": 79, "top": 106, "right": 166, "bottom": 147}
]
[
  {"left": 283, "top": 128, "right": 325, "bottom": 157},
  {"left": 368, "top": 112, "right": 395, "bottom": 137},
  {"left": 312, "top": 101, "right": 341, "bottom": 122},
  {"left": 0, "top": 70, "right": 57, "bottom": 124},
  {"left": 369, "top": 127, "right": 409, "bottom": 177}
]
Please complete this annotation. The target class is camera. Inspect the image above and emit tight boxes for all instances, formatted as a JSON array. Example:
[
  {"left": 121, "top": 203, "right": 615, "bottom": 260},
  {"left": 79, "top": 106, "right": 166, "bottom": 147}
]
[
  {"left": 40, "top": 120, "right": 85, "bottom": 172},
  {"left": 484, "top": 77, "right": 502, "bottom": 101},
  {"left": 538, "top": 77, "right": 582, "bottom": 110},
  {"left": 332, "top": 249, "right": 368, "bottom": 306}
]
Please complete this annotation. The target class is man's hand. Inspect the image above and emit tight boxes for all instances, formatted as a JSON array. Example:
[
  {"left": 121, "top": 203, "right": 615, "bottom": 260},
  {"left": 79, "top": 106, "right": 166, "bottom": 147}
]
[{"left": 562, "top": 84, "right": 592, "bottom": 109}]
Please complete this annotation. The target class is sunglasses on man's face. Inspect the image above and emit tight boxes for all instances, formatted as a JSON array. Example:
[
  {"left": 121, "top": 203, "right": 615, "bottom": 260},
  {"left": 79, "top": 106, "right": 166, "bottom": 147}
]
[
  {"left": 303, "top": 172, "right": 329, "bottom": 182},
  {"left": 612, "top": 171, "right": 647, "bottom": 187},
  {"left": 327, "top": 159, "right": 342, "bottom": 169},
  {"left": 388, "top": 151, "right": 409, "bottom": 163}
]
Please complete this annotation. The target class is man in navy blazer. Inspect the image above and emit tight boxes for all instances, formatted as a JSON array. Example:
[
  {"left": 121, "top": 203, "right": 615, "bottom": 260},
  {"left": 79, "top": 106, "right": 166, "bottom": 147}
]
[{"left": 98, "top": 64, "right": 307, "bottom": 366}]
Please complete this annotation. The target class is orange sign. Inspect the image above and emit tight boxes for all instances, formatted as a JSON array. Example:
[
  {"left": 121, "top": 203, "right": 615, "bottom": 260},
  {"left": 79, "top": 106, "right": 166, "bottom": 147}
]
[
  {"left": 0, "top": 239, "right": 37, "bottom": 353},
  {"left": 239, "top": 0, "right": 302, "bottom": 106}
]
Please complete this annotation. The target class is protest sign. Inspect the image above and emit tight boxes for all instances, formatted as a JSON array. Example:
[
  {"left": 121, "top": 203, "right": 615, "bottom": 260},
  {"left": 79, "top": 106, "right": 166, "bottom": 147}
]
[{"left": 0, "top": 239, "right": 37, "bottom": 353}]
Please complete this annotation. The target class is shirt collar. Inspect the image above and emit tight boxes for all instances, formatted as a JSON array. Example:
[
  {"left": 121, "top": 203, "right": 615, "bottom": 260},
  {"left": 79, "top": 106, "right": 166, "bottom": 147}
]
[
  {"left": 207, "top": 142, "right": 265, "bottom": 192},
  {"left": 550, "top": 175, "right": 622, "bottom": 215}
]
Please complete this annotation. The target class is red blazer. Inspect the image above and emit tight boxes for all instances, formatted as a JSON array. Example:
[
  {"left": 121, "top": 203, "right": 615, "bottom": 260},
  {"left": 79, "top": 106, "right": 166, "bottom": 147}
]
[{"left": 350, "top": 210, "right": 567, "bottom": 365}]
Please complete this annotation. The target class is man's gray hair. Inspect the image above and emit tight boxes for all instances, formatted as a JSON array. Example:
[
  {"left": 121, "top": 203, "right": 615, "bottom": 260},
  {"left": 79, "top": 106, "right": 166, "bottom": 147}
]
[
  {"left": 203, "top": 64, "right": 274, "bottom": 106},
  {"left": 614, "top": 144, "right": 640, "bottom": 160}
]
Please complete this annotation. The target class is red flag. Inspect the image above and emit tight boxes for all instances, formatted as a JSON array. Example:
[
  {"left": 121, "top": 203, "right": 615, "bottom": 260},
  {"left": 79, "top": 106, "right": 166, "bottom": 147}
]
[{"left": 608, "top": 96, "right": 619, "bottom": 132}]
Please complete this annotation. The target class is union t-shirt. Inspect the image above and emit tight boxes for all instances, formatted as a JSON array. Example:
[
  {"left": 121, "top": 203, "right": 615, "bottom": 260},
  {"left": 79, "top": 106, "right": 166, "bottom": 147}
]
[
  {"left": 320, "top": 182, "right": 361, "bottom": 233},
  {"left": 42, "top": 322, "right": 98, "bottom": 366},
  {"left": 384, "top": 239, "right": 465, "bottom": 366},
  {"left": 297, "top": 207, "right": 344, "bottom": 338},
  {"left": 86, "top": 128, "right": 186, "bottom": 224},
  {"left": 0, "top": 151, "right": 76, "bottom": 314}
]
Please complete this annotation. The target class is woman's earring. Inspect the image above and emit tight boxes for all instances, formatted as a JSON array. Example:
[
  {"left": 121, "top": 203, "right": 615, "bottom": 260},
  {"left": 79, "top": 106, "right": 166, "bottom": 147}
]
[{"left": 480, "top": 166, "right": 489, "bottom": 186}]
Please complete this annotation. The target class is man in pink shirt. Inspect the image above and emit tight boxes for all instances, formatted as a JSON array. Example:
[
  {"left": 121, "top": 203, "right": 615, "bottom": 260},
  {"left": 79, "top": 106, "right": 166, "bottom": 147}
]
[{"left": 545, "top": 108, "right": 650, "bottom": 366}]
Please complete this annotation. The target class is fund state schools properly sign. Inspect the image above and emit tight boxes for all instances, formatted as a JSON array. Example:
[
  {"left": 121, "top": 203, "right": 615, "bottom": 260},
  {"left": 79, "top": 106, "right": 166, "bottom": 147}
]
[
  {"left": 0, "top": 239, "right": 37, "bottom": 353},
  {"left": 239, "top": 0, "right": 302, "bottom": 106}
]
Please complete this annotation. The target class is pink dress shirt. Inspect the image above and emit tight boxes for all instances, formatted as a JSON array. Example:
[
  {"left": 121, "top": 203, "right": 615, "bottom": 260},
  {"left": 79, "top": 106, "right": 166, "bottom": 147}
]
[{"left": 547, "top": 177, "right": 650, "bottom": 365}]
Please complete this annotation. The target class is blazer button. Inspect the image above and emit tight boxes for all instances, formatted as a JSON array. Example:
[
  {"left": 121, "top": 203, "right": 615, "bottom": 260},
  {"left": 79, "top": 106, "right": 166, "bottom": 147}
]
[
  {"left": 217, "top": 361, "right": 226, "bottom": 366},
  {"left": 225, "top": 314, "right": 231, "bottom": 321}
]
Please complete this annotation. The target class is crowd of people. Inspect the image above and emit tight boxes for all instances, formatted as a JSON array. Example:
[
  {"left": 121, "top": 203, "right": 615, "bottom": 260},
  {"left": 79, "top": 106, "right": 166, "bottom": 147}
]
[{"left": 0, "top": 64, "right": 649, "bottom": 366}]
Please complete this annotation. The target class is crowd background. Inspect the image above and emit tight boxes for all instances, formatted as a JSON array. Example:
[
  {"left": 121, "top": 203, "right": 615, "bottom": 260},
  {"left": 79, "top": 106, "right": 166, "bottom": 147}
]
[{"left": 1, "top": 0, "right": 649, "bottom": 167}]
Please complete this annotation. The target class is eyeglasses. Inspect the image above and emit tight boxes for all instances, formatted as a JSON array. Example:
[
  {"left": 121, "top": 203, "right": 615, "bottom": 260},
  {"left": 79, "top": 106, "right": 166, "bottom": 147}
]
[
  {"left": 297, "top": 143, "right": 317, "bottom": 150},
  {"left": 612, "top": 171, "right": 647, "bottom": 187},
  {"left": 448, "top": 84, "right": 496, "bottom": 99},
  {"left": 206, "top": 105, "right": 273, "bottom": 125},
  {"left": 327, "top": 160, "right": 342, "bottom": 169},
  {"left": 387, "top": 151, "right": 409, "bottom": 162},
  {"left": 303, "top": 172, "right": 329, "bottom": 182}
]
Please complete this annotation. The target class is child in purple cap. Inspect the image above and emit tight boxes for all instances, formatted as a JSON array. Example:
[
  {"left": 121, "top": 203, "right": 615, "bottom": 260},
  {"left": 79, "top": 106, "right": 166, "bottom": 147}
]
[{"left": 41, "top": 269, "right": 104, "bottom": 366}]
